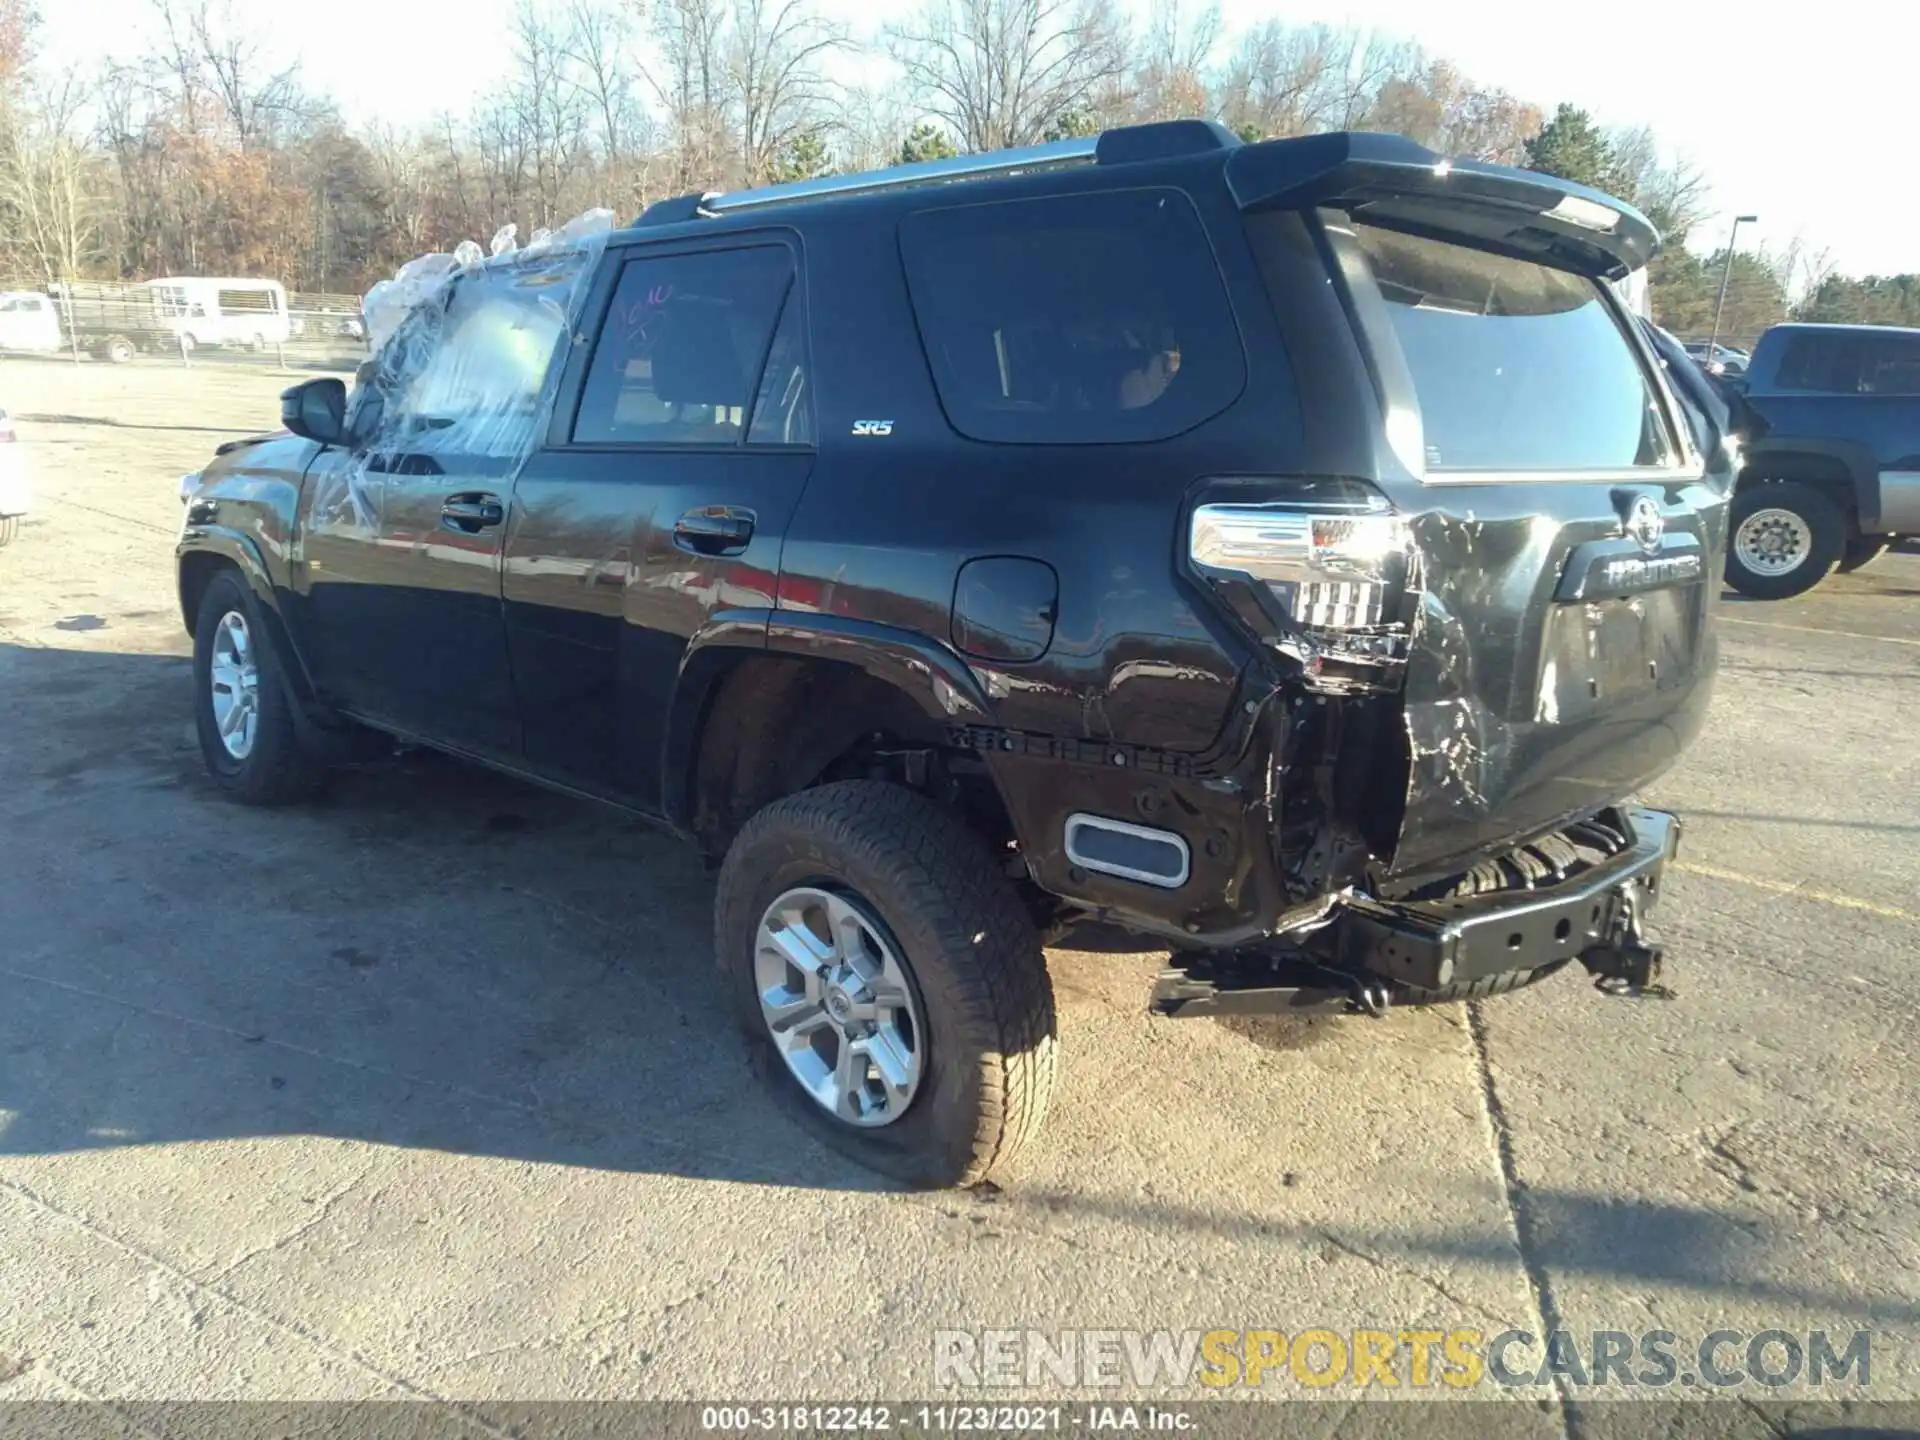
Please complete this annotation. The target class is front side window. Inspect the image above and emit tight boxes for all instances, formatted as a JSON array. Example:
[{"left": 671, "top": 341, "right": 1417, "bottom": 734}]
[
  {"left": 354, "top": 261, "right": 581, "bottom": 460},
  {"left": 900, "top": 188, "right": 1246, "bottom": 445},
  {"left": 573, "top": 247, "right": 794, "bottom": 446},
  {"left": 1351, "top": 223, "right": 1678, "bottom": 473}
]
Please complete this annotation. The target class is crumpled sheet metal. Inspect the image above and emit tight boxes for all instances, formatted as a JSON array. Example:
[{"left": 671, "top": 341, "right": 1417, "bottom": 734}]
[
  {"left": 1393, "top": 509, "right": 1533, "bottom": 874},
  {"left": 315, "top": 209, "right": 616, "bottom": 532},
  {"left": 1390, "top": 500, "right": 1714, "bottom": 878}
]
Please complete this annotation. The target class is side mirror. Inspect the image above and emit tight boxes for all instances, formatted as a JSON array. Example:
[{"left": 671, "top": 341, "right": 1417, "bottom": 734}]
[{"left": 281, "top": 377, "right": 346, "bottom": 446}]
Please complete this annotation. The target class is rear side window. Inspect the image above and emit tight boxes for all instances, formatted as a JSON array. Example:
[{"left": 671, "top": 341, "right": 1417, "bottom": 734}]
[
  {"left": 1350, "top": 224, "right": 1677, "bottom": 473},
  {"left": 218, "top": 288, "right": 279, "bottom": 313},
  {"left": 1861, "top": 332, "right": 1920, "bottom": 395},
  {"left": 1774, "top": 332, "right": 1863, "bottom": 393},
  {"left": 574, "top": 247, "right": 793, "bottom": 446},
  {"left": 1772, "top": 330, "right": 1920, "bottom": 394},
  {"left": 900, "top": 189, "right": 1245, "bottom": 445}
]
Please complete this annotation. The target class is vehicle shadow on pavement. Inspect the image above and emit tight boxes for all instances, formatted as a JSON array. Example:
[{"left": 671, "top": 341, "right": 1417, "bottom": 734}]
[
  {"left": 5, "top": 644, "right": 1914, "bottom": 1340},
  {"left": 997, "top": 1182, "right": 1920, "bottom": 1326},
  {"left": 0, "top": 642, "right": 901, "bottom": 1195}
]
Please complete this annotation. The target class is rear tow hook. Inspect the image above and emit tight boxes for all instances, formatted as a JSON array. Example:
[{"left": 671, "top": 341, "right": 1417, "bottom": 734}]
[
  {"left": 1353, "top": 980, "right": 1392, "bottom": 1017},
  {"left": 1579, "top": 891, "right": 1677, "bottom": 999}
]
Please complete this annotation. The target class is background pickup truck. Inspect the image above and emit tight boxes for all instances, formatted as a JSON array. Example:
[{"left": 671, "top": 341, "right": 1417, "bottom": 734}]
[{"left": 1721, "top": 321, "right": 1920, "bottom": 597}]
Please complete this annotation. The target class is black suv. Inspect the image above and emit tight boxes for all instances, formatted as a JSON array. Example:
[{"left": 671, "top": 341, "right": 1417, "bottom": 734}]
[{"left": 176, "top": 122, "right": 1732, "bottom": 1188}]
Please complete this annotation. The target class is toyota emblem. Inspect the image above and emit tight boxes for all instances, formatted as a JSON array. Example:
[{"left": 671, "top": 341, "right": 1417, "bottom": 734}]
[{"left": 1625, "top": 496, "right": 1665, "bottom": 556}]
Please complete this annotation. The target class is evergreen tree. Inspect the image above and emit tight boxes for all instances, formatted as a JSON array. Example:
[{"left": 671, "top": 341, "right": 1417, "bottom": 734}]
[
  {"left": 898, "top": 122, "right": 958, "bottom": 165},
  {"left": 770, "top": 130, "right": 832, "bottom": 184},
  {"left": 1523, "top": 103, "right": 1621, "bottom": 193}
]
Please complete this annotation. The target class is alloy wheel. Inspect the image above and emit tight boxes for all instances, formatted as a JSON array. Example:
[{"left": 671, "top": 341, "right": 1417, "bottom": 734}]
[
  {"left": 754, "top": 886, "right": 926, "bottom": 1127},
  {"left": 209, "top": 609, "right": 261, "bottom": 760}
]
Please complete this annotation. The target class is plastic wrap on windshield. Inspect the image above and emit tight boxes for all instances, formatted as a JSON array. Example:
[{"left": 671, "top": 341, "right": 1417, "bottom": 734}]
[{"left": 309, "top": 208, "right": 615, "bottom": 534}]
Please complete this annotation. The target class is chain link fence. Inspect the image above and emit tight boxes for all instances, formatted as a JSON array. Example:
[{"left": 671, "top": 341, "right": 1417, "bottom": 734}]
[{"left": 0, "top": 277, "right": 370, "bottom": 374}]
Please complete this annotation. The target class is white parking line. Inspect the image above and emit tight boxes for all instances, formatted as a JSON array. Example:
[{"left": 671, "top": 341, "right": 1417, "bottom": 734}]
[
  {"left": 1718, "top": 614, "right": 1920, "bottom": 647},
  {"left": 1673, "top": 860, "right": 1918, "bottom": 924}
]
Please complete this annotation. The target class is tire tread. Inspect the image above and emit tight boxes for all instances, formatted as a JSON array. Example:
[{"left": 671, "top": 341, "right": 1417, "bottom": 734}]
[{"left": 716, "top": 781, "right": 1057, "bottom": 1187}]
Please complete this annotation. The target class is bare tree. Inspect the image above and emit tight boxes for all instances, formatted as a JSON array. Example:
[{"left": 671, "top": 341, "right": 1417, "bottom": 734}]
[
  {"left": 886, "top": 0, "right": 1128, "bottom": 152},
  {"left": 1119, "top": 0, "right": 1217, "bottom": 124},
  {"left": 835, "top": 79, "right": 914, "bottom": 173},
  {"left": 1, "top": 68, "right": 100, "bottom": 282},
  {"left": 1607, "top": 123, "right": 1709, "bottom": 239},
  {"left": 149, "top": 0, "right": 207, "bottom": 134},
  {"left": 730, "top": 0, "right": 844, "bottom": 185},
  {"left": 646, "top": 0, "right": 733, "bottom": 189},
  {"left": 507, "top": 0, "right": 593, "bottom": 223},
  {"left": 191, "top": 0, "right": 306, "bottom": 148},
  {"left": 566, "top": 0, "right": 638, "bottom": 165},
  {"left": 1218, "top": 22, "right": 1347, "bottom": 139}
]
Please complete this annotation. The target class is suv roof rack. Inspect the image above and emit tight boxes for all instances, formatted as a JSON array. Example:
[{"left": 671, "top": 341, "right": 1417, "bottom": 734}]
[{"left": 634, "top": 120, "right": 1240, "bottom": 227}]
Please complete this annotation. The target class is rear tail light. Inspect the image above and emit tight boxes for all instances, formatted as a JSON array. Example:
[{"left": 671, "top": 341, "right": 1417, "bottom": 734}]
[
  {"left": 0, "top": 411, "right": 14, "bottom": 443},
  {"left": 1189, "top": 498, "right": 1414, "bottom": 692}
]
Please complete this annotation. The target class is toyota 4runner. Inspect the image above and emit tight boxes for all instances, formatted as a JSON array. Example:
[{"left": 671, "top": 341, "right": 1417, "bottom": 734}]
[{"left": 176, "top": 122, "right": 1733, "bottom": 1188}]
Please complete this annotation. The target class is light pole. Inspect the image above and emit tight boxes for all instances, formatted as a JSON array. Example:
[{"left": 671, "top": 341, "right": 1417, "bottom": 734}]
[{"left": 1707, "top": 214, "right": 1758, "bottom": 361}]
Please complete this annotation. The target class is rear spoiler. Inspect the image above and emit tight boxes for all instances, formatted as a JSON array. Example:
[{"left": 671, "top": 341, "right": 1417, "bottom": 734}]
[{"left": 1224, "top": 132, "right": 1659, "bottom": 281}]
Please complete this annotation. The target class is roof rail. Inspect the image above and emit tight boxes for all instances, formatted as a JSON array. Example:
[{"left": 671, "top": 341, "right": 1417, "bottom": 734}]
[
  {"left": 632, "top": 121, "right": 1242, "bottom": 227},
  {"left": 696, "top": 135, "right": 1099, "bottom": 217}
]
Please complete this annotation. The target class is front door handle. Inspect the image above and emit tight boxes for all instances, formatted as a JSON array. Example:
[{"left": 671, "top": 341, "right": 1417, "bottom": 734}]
[
  {"left": 441, "top": 492, "right": 504, "bottom": 534},
  {"left": 674, "top": 506, "right": 755, "bottom": 556}
]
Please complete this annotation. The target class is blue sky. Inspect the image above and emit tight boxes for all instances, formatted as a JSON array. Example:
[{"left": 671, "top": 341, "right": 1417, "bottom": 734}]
[{"left": 42, "top": 0, "right": 1919, "bottom": 277}]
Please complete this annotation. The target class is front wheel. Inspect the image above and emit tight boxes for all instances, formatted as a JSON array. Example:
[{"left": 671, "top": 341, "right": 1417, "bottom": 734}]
[
  {"left": 192, "top": 569, "right": 323, "bottom": 804},
  {"left": 0, "top": 514, "right": 18, "bottom": 548},
  {"left": 715, "top": 781, "right": 1058, "bottom": 1189},
  {"left": 1724, "top": 483, "right": 1844, "bottom": 599}
]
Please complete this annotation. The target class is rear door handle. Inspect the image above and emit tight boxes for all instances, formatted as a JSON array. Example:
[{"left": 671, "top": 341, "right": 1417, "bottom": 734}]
[
  {"left": 441, "top": 492, "right": 504, "bottom": 533},
  {"left": 674, "top": 506, "right": 756, "bottom": 556}
]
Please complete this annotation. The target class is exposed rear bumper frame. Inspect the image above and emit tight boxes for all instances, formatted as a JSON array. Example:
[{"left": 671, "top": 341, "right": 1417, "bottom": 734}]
[{"left": 1150, "top": 807, "right": 1679, "bottom": 1018}]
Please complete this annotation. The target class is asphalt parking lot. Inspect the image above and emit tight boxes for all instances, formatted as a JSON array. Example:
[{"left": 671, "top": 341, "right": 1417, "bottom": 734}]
[{"left": 1, "top": 358, "right": 1915, "bottom": 1427}]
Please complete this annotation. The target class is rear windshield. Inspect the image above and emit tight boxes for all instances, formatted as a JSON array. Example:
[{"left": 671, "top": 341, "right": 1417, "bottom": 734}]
[
  {"left": 900, "top": 188, "right": 1245, "bottom": 445},
  {"left": 1351, "top": 224, "right": 1677, "bottom": 473}
]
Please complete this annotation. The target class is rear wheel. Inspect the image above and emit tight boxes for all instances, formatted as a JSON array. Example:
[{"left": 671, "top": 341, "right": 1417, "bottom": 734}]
[
  {"left": 1725, "top": 483, "right": 1844, "bottom": 599},
  {"left": 715, "top": 781, "right": 1058, "bottom": 1189},
  {"left": 101, "top": 336, "right": 136, "bottom": 364},
  {"left": 192, "top": 569, "right": 323, "bottom": 804}
]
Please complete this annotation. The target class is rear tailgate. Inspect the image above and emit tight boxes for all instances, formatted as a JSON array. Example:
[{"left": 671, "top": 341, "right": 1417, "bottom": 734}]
[{"left": 1230, "top": 135, "right": 1730, "bottom": 880}]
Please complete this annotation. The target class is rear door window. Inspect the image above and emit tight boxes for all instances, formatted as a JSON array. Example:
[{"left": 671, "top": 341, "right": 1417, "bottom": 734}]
[
  {"left": 1861, "top": 332, "right": 1920, "bottom": 394},
  {"left": 1774, "top": 332, "right": 1864, "bottom": 393},
  {"left": 573, "top": 247, "right": 793, "bottom": 446},
  {"left": 1348, "top": 223, "right": 1677, "bottom": 473},
  {"left": 900, "top": 188, "right": 1245, "bottom": 445}
]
